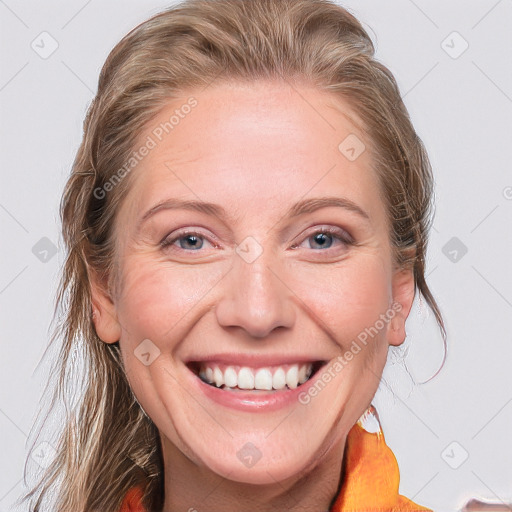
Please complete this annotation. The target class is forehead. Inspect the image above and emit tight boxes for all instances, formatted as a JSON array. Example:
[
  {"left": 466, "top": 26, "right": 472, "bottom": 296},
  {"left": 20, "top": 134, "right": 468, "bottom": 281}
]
[{"left": 119, "top": 80, "right": 384, "bottom": 226}]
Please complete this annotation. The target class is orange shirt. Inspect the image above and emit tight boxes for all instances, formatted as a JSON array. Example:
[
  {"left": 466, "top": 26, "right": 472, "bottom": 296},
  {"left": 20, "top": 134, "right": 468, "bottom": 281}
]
[{"left": 119, "top": 406, "right": 432, "bottom": 512}]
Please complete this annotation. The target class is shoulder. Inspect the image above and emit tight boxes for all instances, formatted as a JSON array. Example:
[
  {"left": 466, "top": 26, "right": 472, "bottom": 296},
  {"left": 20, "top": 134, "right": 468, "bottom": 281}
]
[{"left": 330, "top": 405, "right": 433, "bottom": 512}]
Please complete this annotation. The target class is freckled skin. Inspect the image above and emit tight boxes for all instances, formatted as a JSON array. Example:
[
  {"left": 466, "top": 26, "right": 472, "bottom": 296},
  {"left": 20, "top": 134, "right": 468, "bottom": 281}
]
[{"left": 91, "top": 80, "right": 415, "bottom": 512}]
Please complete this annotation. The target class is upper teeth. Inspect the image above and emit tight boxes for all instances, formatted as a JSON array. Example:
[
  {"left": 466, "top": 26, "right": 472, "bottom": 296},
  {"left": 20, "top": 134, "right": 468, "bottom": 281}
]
[{"left": 198, "top": 363, "right": 313, "bottom": 390}]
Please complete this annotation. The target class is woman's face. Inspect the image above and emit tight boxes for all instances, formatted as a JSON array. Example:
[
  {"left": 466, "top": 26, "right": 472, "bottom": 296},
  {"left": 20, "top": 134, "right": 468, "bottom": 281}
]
[{"left": 91, "top": 80, "right": 414, "bottom": 484}]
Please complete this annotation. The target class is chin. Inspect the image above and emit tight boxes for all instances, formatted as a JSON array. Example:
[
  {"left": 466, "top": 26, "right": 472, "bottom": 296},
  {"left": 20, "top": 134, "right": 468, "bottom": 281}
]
[
  {"left": 191, "top": 431, "right": 328, "bottom": 486},
  {"left": 204, "top": 452, "right": 310, "bottom": 485}
]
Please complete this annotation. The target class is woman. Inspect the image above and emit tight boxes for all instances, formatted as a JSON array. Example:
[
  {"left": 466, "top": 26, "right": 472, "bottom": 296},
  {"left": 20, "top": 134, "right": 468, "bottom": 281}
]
[{"left": 23, "top": 0, "right": 446, "bottom": 510}]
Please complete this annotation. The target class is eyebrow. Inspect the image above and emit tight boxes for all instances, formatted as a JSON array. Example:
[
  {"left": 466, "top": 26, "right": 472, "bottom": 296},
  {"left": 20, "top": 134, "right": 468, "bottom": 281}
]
[{"left": 138, "top": 196, "right": 370, "bottom": 231}]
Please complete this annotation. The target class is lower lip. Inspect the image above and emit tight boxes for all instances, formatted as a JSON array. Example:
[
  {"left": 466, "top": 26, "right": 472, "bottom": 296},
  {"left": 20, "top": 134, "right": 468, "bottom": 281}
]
[{"left": 186, "top": 364, "right": 325, "bottom": 412}]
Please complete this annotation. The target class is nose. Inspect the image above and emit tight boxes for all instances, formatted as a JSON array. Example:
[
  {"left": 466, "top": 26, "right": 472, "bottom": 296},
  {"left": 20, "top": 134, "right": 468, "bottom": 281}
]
[{"left": 215, "top": 248, "right": 296, "bottom": 339}]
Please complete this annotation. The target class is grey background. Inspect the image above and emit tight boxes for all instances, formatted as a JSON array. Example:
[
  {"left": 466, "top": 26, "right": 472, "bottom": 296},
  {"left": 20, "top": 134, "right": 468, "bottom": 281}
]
[{"left": 1, "top": 1, "right": 511, "bottom": 511}]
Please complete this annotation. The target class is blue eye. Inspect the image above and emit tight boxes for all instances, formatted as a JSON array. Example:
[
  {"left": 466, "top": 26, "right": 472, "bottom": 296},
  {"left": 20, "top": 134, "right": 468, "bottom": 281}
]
[
  {"left": 296, "top": 227, "right": 353, "bottom": 251},
  {"left": 160, "top": 226, "right": 354, "bottom": 254},
  {"left": 161, "top": 231, "right": 211, "bottom": 251},
  {"left": 309, "top": 232, "right": 335, "bottom": 249}
]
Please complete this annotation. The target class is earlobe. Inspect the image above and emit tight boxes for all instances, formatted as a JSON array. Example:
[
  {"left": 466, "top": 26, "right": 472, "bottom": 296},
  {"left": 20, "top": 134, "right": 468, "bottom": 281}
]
[
  {"left": 388, "top": 268, "right": 415, "bottom": 347},
  {"left": 89, "top": 267, "right": 122, "bottom": 344}
]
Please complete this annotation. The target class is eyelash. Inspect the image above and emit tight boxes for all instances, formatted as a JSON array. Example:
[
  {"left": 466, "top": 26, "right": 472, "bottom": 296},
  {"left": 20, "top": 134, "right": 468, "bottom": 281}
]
[
  {"left": 291, "top": 226, "right": 354, "bottom": 250},
  {"left": 160, "top": 226, "right": 354, "bottom": 254}
]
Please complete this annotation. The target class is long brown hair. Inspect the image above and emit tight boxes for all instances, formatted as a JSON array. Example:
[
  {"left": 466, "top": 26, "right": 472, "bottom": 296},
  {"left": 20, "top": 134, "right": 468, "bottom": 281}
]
[{"left": 21, "top": 0, "right": 445, "bottom": 510}]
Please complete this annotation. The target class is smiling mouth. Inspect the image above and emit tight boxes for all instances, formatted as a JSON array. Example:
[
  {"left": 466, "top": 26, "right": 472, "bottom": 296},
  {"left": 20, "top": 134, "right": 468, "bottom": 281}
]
[{"left": 187, "top": 360, "right": 326, "bottom": 391}]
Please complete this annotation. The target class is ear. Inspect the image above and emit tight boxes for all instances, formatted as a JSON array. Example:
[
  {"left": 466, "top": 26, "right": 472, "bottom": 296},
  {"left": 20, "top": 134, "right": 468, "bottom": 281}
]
[
  {"left": 89, "top": 266, "right": 121, "bottom": 344},
  {"left": 388, "top": 266, "right": 415, "bottom": 347}
]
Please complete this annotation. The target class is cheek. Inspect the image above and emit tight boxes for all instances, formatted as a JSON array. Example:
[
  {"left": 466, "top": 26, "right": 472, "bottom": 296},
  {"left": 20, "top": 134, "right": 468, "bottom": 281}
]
[
  {"left": 291, "top": 257, "right": 392, "bottom": 344},
  {"left": 115, "top": 256, "right": 225, "bottom": 343},
  {"left": 115, "top": 250, "right": 392, "bottom": 351}
]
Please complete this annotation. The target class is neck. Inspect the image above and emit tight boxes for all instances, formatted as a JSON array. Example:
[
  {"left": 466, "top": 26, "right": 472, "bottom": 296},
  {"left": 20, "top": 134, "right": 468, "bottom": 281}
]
[{"left": 160, "top": 433, "right": 346, "bottom": 512}]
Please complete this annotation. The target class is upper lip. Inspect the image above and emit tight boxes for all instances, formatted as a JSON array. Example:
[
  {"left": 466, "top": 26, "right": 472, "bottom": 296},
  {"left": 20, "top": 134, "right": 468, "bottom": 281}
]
[{"left": 184, "top": 353, "right": 327, "bottom": 367}]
